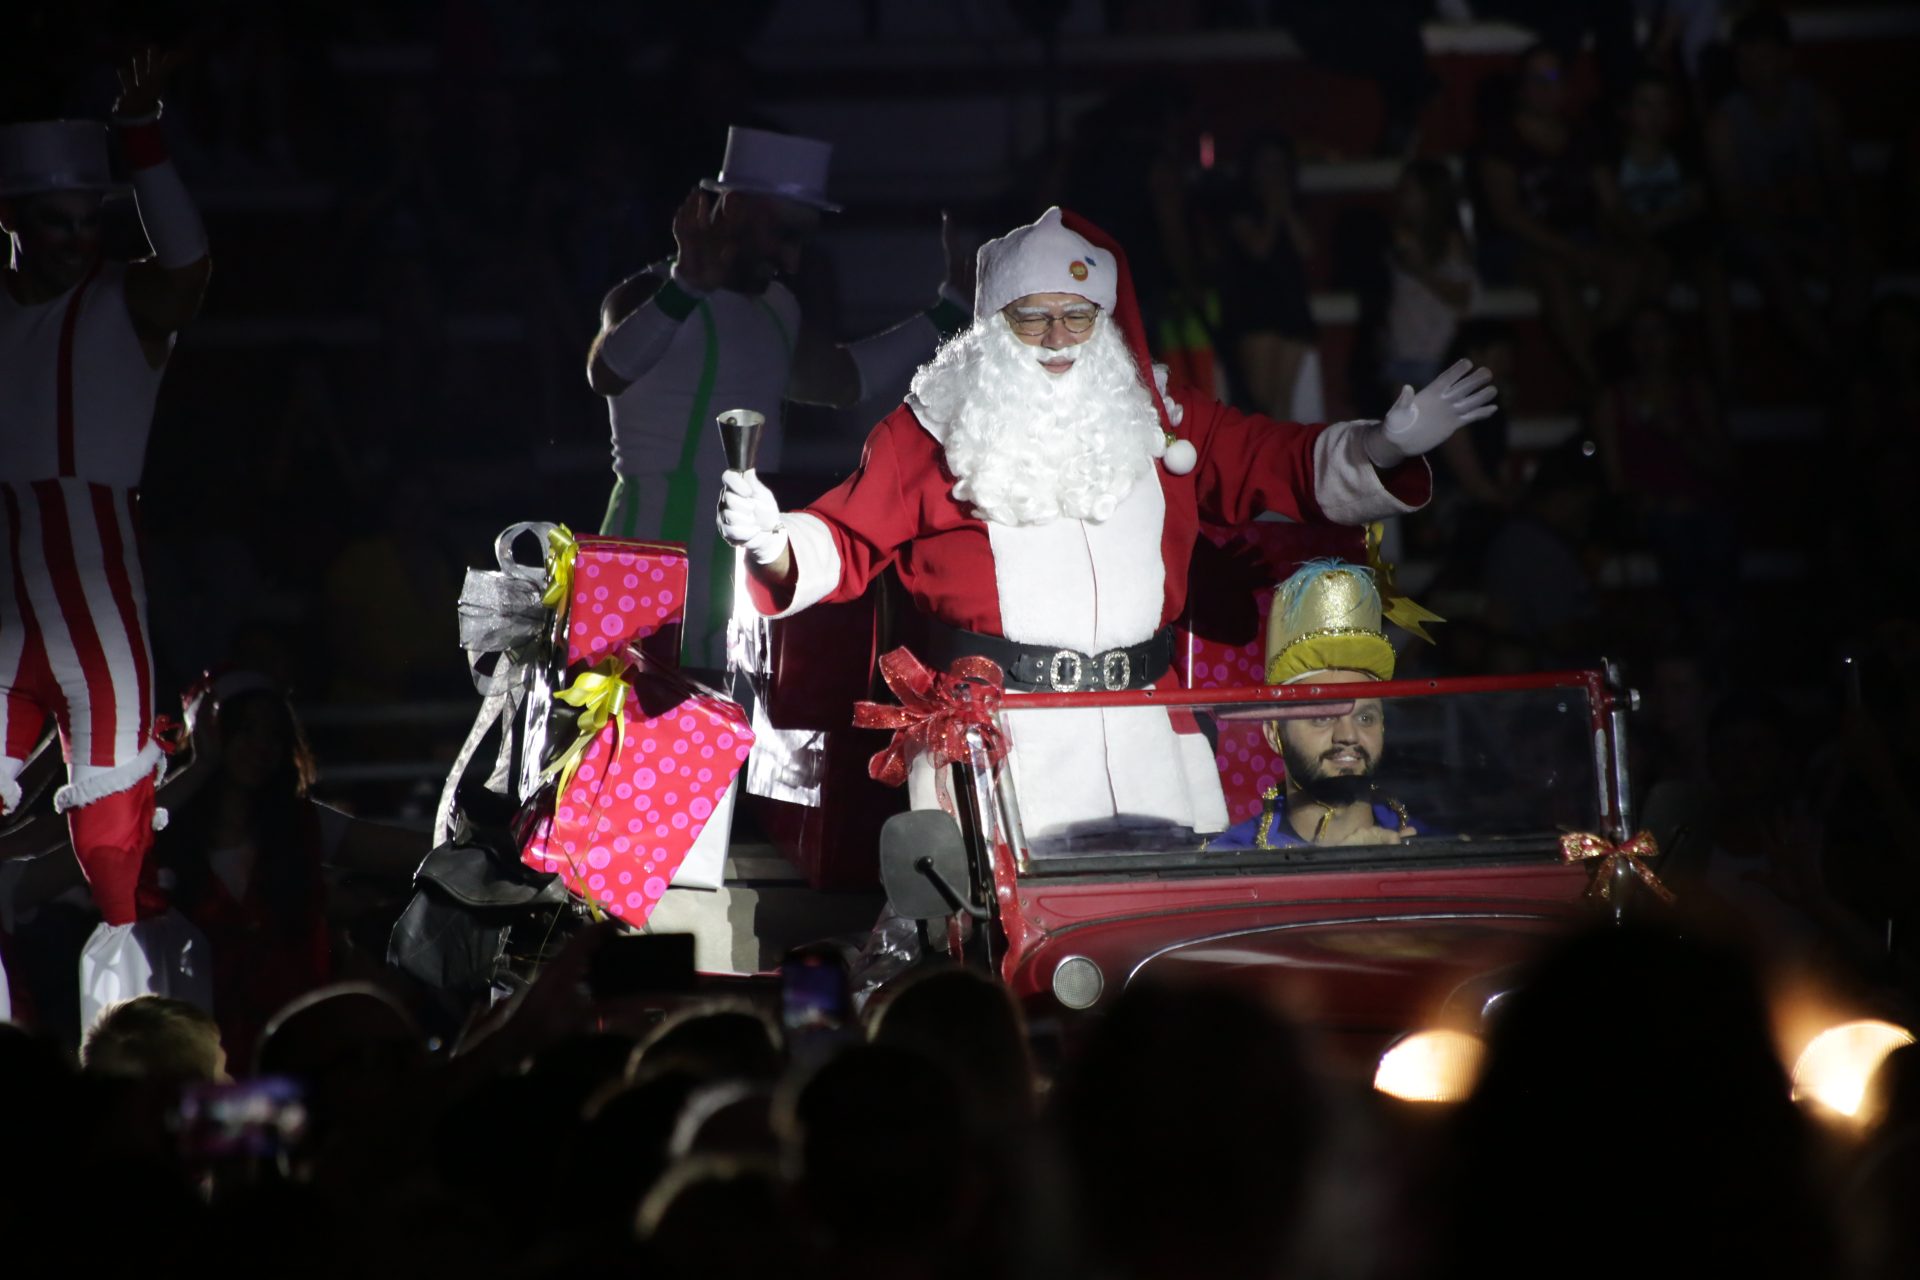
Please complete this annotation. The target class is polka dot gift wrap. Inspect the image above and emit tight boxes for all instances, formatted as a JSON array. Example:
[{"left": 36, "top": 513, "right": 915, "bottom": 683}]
[
  {"left": 563, "top": 537, "right": 690, "bottom": 670},
  {"left": 521, "top": 667, "right": 755, "bottom": 928}
]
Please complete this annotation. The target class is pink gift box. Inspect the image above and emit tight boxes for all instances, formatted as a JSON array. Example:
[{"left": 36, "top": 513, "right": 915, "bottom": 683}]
[
  {"left": 1177, "top": 523, "right": 1366, "bottom": 824},
  {"left": 521, "top": 667, "right": 754, "bottom": 928},
  {"left": 564, "top": 537, "right": 689, "bottom": 669}
]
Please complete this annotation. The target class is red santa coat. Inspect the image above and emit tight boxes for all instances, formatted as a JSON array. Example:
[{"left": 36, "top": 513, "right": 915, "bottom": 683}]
[{"left": 750, "top": 211, "right": 1431, "bottom": 845}]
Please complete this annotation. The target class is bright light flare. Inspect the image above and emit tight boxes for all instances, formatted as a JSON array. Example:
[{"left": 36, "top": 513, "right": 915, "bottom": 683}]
[
  {"left": 1374, "top": 1029, "right": 1485, "bottom": 1103},
  {"left": 1790, "top": 1019, "right": 1914, "bottom": 1119}
]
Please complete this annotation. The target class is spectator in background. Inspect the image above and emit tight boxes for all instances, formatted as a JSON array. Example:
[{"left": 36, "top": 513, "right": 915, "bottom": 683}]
[
  {"left": 1221, "top": 134, "right": 1318, "bottom": 420},
  {"left": 1379, "top": 158, "right": 1478, "bottom": 404},
  {"left": 1591, "top": 303, "right": 1734, "bottom": 609},
  {"left": 1596, "top": 73, "right": 1734, "bottom": 386},
  {"left": 1478, "top": 44, "right": 1644, "bottom": 386},
  {"left": 1056, "top": 981, "right": 1323, "bottom": 1280},
  {"left": 154, "top": 671, "right": 424, "bottom": 1064},
  {"left": 1415, "top": 320, "right": 1520, "bottom": 601},
  {"left": 1480, "top": 444, "right": 1604, "bottom": 667},
  {"left": 1707, "top": 7, "right": 1869, "bottom": 373},
  {"left": 80, "top": 994, "right": 229, "bottom": 1083},
  {"left": 1469, "top": 0, "right": 1640, "bottom": 105},
  {"left": 1269, "top": 1, "right": 1439, "bottom": 156}
]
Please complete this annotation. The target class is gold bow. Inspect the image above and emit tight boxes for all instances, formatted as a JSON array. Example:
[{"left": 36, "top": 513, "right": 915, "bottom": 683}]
[
  {"left": 541, "top": 657, "right": 629, "bottom": 798},
  {"left": 1560, "top": 830, "right": 1676, "bottom": 905},
  {"left": 1365, "top": 522, "right": 1445, "bottom": 643},
  {"left": 541, "top": 524, "right": 579, "bottom": 610}
]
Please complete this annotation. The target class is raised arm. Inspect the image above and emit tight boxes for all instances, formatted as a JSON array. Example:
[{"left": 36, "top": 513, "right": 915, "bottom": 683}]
[
  {"left": 587, "top": 186, "right": 728, "bottom": 397},
  {"left": 787, "top": 211, "right": 972, "bottom": 409},
  {"left": 113, "top": 50, "right": 210, "bottom": 367}
]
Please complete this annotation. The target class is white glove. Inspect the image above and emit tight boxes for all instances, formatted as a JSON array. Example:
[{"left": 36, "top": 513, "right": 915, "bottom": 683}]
[
  {"left": 717, "top": 469, "right": 790, "bottom": 566},
  {"left": 1363, "top": 358, "right": 1499, "bottom": 468}
]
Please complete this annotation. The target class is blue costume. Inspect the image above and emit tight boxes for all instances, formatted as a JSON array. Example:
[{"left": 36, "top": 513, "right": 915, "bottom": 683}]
[{"left": 1207, "top": 787, "right": 1420, "bottom": 850}]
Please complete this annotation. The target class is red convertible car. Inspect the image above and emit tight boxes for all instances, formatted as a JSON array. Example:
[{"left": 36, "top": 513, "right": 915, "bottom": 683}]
[{"left": 875, "top": 667, "right": 1643, "bottom": 1094}]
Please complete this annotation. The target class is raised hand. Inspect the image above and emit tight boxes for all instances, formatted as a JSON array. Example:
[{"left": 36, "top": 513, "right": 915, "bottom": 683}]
[
  {"left": 671, "top": 185, "right": 732, "bottom": 293},
  {"left": 1365, "top": 358, "right": 1500, "bottom": 468},
  {"left": 113, "top": 46, "right": 182, "bottom": 120}
]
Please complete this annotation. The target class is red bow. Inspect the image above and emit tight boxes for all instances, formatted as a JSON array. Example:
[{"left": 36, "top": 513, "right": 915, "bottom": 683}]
[
  {"left": 853, "top": 648, "right": 1008, "bottom": 787},
  {"left": 1560, "top": 831, "right": 1675, "bottom": 905}
]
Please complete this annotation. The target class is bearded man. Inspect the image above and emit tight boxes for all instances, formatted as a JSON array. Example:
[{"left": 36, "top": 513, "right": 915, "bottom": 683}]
[
  {"left": 1209, "top": 560, "right": 1426, "bottom": 850},
  {"left": 716, "top": 208, "right": 1494, "bottom": 843}
]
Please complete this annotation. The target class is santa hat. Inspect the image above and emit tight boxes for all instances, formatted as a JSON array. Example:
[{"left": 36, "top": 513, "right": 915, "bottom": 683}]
[{"left": 974, "top": 207, "right": 1119, "bottom": 317}]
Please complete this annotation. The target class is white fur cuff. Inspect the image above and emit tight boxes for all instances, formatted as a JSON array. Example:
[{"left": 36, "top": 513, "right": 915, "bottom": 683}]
[
  {"left": 0, "top": 768, "right": 21, "bottom": 815},
  {"left": 1311, "top": 420, "right": 1429, "bottom": 524},
  {"left": 759, "top": 512, "right": 842, "bottom": 619},
  {"left": 53, "top": 740, "right": 166, "bottom": 814}
]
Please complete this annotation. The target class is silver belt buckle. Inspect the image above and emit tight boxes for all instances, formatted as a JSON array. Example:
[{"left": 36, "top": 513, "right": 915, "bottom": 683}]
[
  {"left": 1102, "top": 650, "right": 1131, "bottom": 691},
  {"left": 1047, "top": 649, "right": 1084, "bottom": 691}
]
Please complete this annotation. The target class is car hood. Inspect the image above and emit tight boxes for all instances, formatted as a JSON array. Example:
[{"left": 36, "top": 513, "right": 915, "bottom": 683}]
[{"left": 1132, "top": 914, "right": 1562, "bottom": 1037}]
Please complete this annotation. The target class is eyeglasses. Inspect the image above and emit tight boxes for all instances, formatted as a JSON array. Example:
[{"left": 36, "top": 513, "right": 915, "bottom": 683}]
[{"left": 1004, "top": 307, "right": 1100, "bottom": 338}]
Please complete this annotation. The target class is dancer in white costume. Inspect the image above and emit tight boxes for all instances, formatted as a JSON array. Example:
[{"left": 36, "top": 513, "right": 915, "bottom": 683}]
[
  {"left": 0, "top": 51, "right": 214, "bottom": 1026},
  {"left": 587, "top": 126, "right": 970, "bottom": 671}
]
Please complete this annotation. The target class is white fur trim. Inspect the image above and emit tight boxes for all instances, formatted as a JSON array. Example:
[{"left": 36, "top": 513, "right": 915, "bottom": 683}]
[
  {"left": 985, "top": 467, "right": 1166, "bottom": 653},
  {"left": 1150, "top": 363, "right": 1185, "bottom": 427},
  {"left": 757, "top": 512, "right": 841, "bottom": 619},
  {"left": 53, "top": 740, "right": 166, "bottom": 814},
  {"left": 0, "top": 768, "right": 21, "bottom": 815},
  {"left": 975, "top": 207, "right": 1116, "bottom": 317},
  {"left": 1311, "top": 420, "right": 1429, "bottom": 524}
]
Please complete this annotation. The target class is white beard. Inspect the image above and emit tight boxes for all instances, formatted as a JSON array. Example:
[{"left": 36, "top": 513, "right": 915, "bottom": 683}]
[{"left": 907, "top": 315, "right": 1166, "bottom": 527}]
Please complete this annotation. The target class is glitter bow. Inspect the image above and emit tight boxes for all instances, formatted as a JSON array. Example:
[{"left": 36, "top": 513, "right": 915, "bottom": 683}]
[
  {"left": 1559, "top": 830, "right": 1675, "bottom": 905},
  {"left": 540, "top": 523, "right": 580, "bottom": 610},
  {"left": 541, "top": 657, "right": 630, "bottom": 798},
  {"left": 852, "top": 648, "right": 1008, "bottom": 787}
]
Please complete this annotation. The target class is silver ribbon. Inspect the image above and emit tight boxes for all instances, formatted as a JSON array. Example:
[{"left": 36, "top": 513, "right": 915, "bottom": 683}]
[{"left": 435, "top": 522, "right": 558, "bottom": 846}]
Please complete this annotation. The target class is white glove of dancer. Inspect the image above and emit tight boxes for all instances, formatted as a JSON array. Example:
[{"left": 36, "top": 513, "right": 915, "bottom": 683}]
[
  {"left": 1362, "top": 358, "right": 1499, "bottom": 469},
  {"left": 717, "top": 470, "right": 790, "bottom": 566}
]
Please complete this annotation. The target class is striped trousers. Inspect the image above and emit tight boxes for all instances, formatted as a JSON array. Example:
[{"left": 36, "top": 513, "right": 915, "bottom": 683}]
[{"left": 1, "top": 478, "right": 162, "bottom": 925}]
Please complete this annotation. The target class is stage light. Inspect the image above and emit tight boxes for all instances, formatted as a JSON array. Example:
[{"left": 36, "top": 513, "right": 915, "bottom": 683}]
[
  {"left": 1790, "top": 1019, "right": 1914, "bottom": 1119},
  {"left": 1374, "top": 1029, "right": 1484, "bottom": 1103}
]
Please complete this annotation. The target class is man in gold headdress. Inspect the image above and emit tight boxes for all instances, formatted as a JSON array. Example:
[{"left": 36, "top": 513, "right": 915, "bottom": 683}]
[{"left": 1208, "top": 560, "right": 1425, "bottom": 850}]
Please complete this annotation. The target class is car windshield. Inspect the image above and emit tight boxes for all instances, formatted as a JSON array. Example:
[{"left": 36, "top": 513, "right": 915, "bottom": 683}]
[{"left": 980, "top": 682, "right": 1609, "bottom": 872}]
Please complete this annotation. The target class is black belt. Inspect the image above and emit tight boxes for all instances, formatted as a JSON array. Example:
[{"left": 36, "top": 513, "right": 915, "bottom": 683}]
[{"left": 924, "top": 619, "right": 1173, "bottom": 693}]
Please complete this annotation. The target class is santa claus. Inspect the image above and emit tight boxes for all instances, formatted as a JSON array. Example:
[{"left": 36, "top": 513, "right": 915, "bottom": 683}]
[{"left": 717, "top": 207, "right": 1494, "bottom": 846}]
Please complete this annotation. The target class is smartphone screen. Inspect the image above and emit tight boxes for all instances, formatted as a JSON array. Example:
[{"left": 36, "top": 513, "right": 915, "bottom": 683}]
[
  {"left": 175, "top": 1076, "right": 309, "bottom": 1163},
  {"left": 780, "top": 946, "right": 851, "bottom": 1036}
]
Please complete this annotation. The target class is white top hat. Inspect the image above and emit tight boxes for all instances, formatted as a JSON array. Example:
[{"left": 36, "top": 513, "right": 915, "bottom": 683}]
[
  {"left": 0, "top": 121, "right": 122, "bottom": 199},
  {"left": 974, "top": 206, "right": 1116, "bottom": 318},
  {"left": 699, "top": 125, "right": 841, "bottom": 213}
]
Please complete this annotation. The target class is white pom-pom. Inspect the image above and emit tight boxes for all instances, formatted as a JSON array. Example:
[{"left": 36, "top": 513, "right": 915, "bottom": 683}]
[{"left": 1163, "top": 438, "right": 1197, "bottom": 475}]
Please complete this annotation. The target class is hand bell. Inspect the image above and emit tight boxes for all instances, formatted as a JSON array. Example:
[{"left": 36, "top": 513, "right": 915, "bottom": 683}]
[{"left": 716, "top": 409, "right": 766, "bottom": 474}]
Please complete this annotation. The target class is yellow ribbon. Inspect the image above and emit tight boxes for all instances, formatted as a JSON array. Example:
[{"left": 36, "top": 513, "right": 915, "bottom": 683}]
[
  {"left": 541, "top": 657, "right": 629, "bottom": 799},
  {"left": 1559, "top": 830, "right": 1676, "bottom": 905},
  {"left": 1366, "top": 522, "right": 1445, "bottom": 644},
  {"left": 541, "top": 524, "right": 579, "bottom": 611}
]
